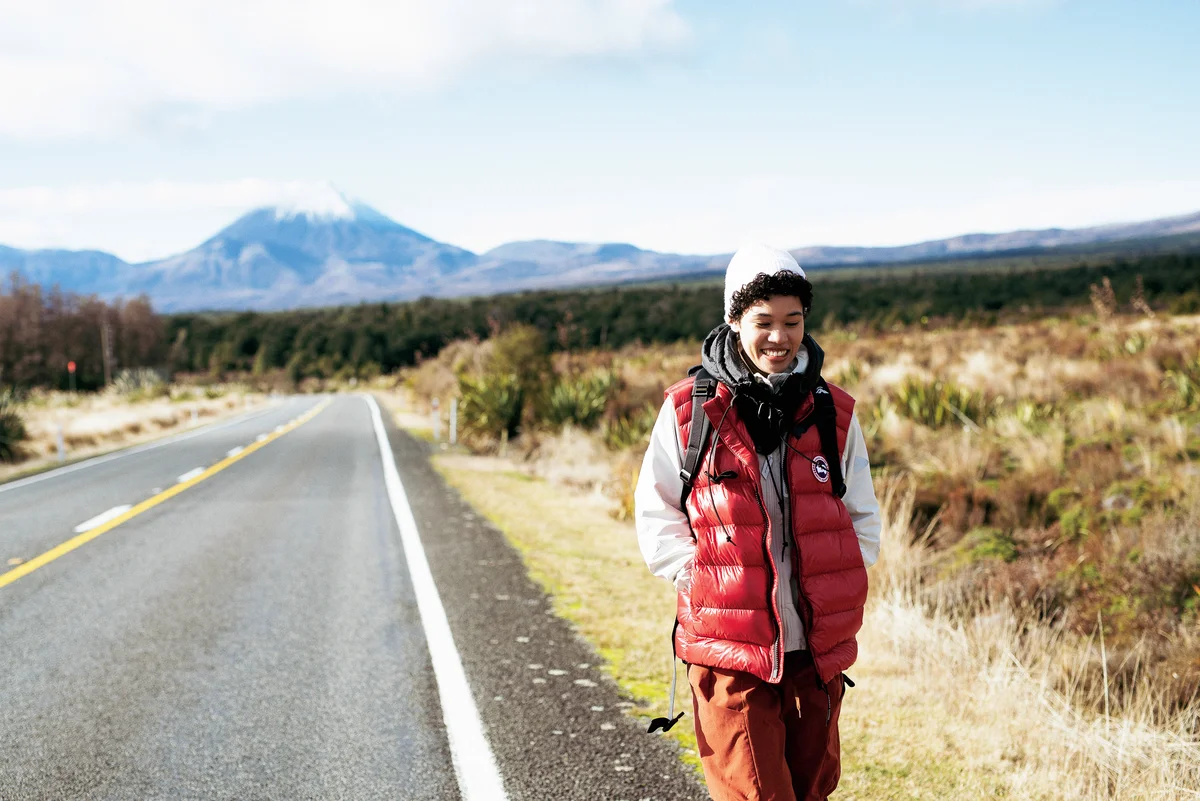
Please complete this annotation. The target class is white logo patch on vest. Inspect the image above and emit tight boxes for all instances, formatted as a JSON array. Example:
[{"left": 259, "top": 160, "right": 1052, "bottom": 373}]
[{"left": 812, "top": 455, "right": 831, "bottom": 483}]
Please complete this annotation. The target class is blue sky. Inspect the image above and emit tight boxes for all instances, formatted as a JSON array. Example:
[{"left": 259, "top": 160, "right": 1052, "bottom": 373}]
[{"left": 0, "top": 0, "right": 1196, "bottom": 262}]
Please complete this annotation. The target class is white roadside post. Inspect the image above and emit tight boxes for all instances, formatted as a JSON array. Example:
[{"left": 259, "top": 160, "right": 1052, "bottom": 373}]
[
  {"left": 56, "top": 424, "right": 65, "bottom": 463},
  {"left": 432, "top": 397, "right": 441, "bottom": 441},
  {"left": 449, "top": 397, "right": 458, "bottom": 445}
]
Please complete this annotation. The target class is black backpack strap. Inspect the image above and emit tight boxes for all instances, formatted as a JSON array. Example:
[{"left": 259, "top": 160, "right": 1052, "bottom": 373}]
[
  {"left": 812, "top": 378, "right": 847, "bottom": 499},
  {"left": 679, "top": 367, "right": 717, "bottom": 508}
]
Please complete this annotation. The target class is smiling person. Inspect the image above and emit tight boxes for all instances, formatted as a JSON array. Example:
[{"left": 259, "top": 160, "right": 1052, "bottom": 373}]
[{"left": 635, "top": 243, "right": 881, "bottom": 801}]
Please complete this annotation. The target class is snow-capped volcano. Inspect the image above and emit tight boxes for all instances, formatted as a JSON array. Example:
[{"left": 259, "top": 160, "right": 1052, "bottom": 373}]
[
  {"left": 269, "top": 181, "right": 360, "bottom": 222},
  {"left": 121, "top": 189, "right": 477, "bottom": 310}
]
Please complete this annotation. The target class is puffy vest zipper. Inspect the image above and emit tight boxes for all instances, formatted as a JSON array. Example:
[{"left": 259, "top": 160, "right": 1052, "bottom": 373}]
[{"left": 751, "top": 480, "right": 782, "bottom": 683}]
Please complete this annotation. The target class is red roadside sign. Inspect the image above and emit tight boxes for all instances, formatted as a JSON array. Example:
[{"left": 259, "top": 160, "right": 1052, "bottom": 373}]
[{"left": 67, "top": 361, "right": 76, "bottom": 373}]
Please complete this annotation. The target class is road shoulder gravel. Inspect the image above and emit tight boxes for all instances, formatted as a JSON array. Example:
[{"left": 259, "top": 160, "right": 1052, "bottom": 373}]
[{"left": 377, "top": 405, "right": 708, "bottom": 801}]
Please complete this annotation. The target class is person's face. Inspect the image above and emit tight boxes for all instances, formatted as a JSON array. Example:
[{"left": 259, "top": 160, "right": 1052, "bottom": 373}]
[{"left": 730, "top": 295, "right": 806, "bottom": 374}]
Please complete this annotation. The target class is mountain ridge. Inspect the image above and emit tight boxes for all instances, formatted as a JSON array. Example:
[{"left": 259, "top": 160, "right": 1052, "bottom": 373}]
[{"left": 3, "top": 194, "right": 1197, "bottom": 311}]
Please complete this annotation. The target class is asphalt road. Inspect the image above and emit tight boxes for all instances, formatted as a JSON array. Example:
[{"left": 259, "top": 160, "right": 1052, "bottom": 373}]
[{"left": 0, "top": 395, "right": 706, "bottom": 801}]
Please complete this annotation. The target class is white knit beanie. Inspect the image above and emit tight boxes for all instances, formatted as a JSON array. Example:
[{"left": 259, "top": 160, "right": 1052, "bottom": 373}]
[{"left": 723, "top": 242, "right": 806, "bottom": 321}]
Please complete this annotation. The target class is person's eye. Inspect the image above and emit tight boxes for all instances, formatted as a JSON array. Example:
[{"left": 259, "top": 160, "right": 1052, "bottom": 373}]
[
  {"left": 755, "top": 322, "right": 770, "bottom": 329},
  {"left": 786, "top": 322, "right": 800, "bottom": 328}
]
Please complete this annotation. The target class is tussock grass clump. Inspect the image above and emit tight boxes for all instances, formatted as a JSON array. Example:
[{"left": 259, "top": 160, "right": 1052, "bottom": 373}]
[
  {"left": 602, "top": 403, "right": 658, "bottom": 452},
  {"left": 543, "top": 372, "right": 616, "bottom": 430},
  {"left": 1162, "top": 356, "right": 1200, "bottom": 410},
  {"left": 109, "top": 368, "right": 169, "bottom": 402},
  {"left": 0, "top": 389, "right": 28, "bottom": 462},
  {"left": 458, "top": 372, "right": 523, "bottom": 443},
  {"left": 890, "top": 376, "right": 995, "bottom": 429}
]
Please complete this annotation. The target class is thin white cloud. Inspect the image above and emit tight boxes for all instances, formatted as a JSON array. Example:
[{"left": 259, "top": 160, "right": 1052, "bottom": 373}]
[
  {"left": 0, "top": 0, "right": 687, "bottom": 139},
  {"left": 851, "top": 0, "right": 1057, "bottom": 12}
]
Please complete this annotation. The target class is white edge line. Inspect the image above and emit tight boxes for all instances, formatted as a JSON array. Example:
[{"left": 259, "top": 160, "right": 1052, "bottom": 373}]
[
  {"left": 176, "top": 467, "right": 206, "bottom": 483},
  {"left": 0, "top": 400, "right": 293, "bottom": 496},
  {"left": 73, "top": 504, "right": 133, "bottom": 534},
  {"left": 365, "top": 395, "right": 507, "bottom": 801}
]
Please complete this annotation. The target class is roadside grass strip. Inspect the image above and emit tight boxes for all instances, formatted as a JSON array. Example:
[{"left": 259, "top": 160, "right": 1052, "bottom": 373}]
[
  {"left": 0, "top": 399, "right": 331, "bottom": 590},
  {"left": 432, "top": 463, "right": 1041, "bottom": 799},
  {"left": 430, "top": 461, "right": 703, "bottom": 775},
  {"left": 365, "top": 395, "right": 508, "bottom": 801}
]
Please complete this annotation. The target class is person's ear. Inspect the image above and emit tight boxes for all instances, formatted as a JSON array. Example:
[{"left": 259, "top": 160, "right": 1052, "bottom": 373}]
[{"left": 729, "top": 318, "right": 740, "bottom": 333}]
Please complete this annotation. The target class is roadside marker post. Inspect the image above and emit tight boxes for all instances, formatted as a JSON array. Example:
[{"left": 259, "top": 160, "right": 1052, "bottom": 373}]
[
  {"left": 432, "top": 398, "right": 441, "bottom": 441},
  {"left": 56, "top": 424, "right": 65, "bottom": 463}
]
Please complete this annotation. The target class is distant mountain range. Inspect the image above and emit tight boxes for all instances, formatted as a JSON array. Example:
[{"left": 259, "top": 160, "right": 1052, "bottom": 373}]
[{"left": 2, "top": 185, "right": 1198, "bottom": 312}]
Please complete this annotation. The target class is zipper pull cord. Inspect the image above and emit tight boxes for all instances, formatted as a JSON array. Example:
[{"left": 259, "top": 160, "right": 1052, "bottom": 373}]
[{"left": 647, "top": 644, "right": 685, "bottom": 733}]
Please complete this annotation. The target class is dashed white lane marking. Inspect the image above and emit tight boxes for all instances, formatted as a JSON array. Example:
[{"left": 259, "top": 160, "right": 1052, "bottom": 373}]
[
  {"left": 176, "top": 467, "right": 205, "bottom": 483},
  {"left": 0, "top": 403, "right": 286, "bottom": 495},
  {"left": 226, "top": 446, "right": 243, "bottom": 458},
  {"left": 73, "top": 505, "right": 133, "bottom": 534},
  {"left": 365, "top": 395, "right": 507, "bottom": 801},
  {"left": 256, "top": 434, "right": 268, "bottom": 442}
]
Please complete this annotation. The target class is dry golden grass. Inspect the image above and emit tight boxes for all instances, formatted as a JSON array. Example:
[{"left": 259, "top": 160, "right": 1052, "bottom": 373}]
[{"left": 434, "top": 457, "right": 1200, "bottom": 799}]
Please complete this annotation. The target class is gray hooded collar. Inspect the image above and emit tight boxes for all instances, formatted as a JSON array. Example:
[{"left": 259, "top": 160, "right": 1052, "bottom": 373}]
[{"left": 700, "top": 324, "right": 825, "bottom": 396}]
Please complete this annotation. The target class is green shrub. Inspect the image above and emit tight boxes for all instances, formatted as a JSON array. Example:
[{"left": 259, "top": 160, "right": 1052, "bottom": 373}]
[
  {"left": 458, "top": 372, "right": 524, "bottom": 441},
  {"left": 1122, "top": 332, "right": 1151, "bottom": 355},
  {"left": 602, "top": 403, "right": 659, "bottom": 451},
  {"left": 1059, "top": 504, "right": 1091, "bottom": 540},
  {"left": 964, "top": 526, "right": 1019, "bottom": 563},
  {"left": 1162, "top": 356, "right": 1200, "bottom": 410},
  {"left": 543, "top": 372, "right": 616, "bottom": 430},
  {"left": 0, "top": 389, "right": 28, "bottom": 463},
  {"left": 1010, "top": 399, "right": 1060, "bottom": 430},
  {"left": 830, "top": 360, "right": 864, "bottom": 387},
  {"left": 892, "top": 377, "right": 993, "bottom": 429}
]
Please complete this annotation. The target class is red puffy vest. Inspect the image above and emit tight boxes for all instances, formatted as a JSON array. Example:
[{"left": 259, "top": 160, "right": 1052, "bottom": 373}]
[{"left": 665, "top": 375, "right": 867, "bottom": 686}]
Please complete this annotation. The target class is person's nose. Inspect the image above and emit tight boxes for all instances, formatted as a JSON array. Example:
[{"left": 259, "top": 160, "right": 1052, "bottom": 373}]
[{"left": 767, "top": 328, "right": 786, "bottom": 344}]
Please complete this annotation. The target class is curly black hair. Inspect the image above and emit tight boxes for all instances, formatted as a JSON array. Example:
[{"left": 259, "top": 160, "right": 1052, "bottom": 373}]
[{"left": 727, "top": 270, "right": 813, "bottom": 322}]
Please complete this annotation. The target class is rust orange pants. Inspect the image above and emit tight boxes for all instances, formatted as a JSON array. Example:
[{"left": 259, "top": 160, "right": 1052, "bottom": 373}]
[{"left": 688, "top": 650, "right": 844, "bottom": 801}]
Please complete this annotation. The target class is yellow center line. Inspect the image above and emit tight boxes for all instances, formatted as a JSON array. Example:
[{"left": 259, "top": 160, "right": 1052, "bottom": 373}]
[{"left": 0, "top": 398, "right": 332, "bottom": 590}]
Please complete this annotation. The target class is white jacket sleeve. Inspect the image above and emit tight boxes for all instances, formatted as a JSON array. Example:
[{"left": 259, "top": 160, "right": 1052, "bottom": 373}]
[
  {"left": 634, "top": 399, "right": 696, "bottom": 588},
  {"left": 841, "top": 412, "right": 881, "bottom": 568}
]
